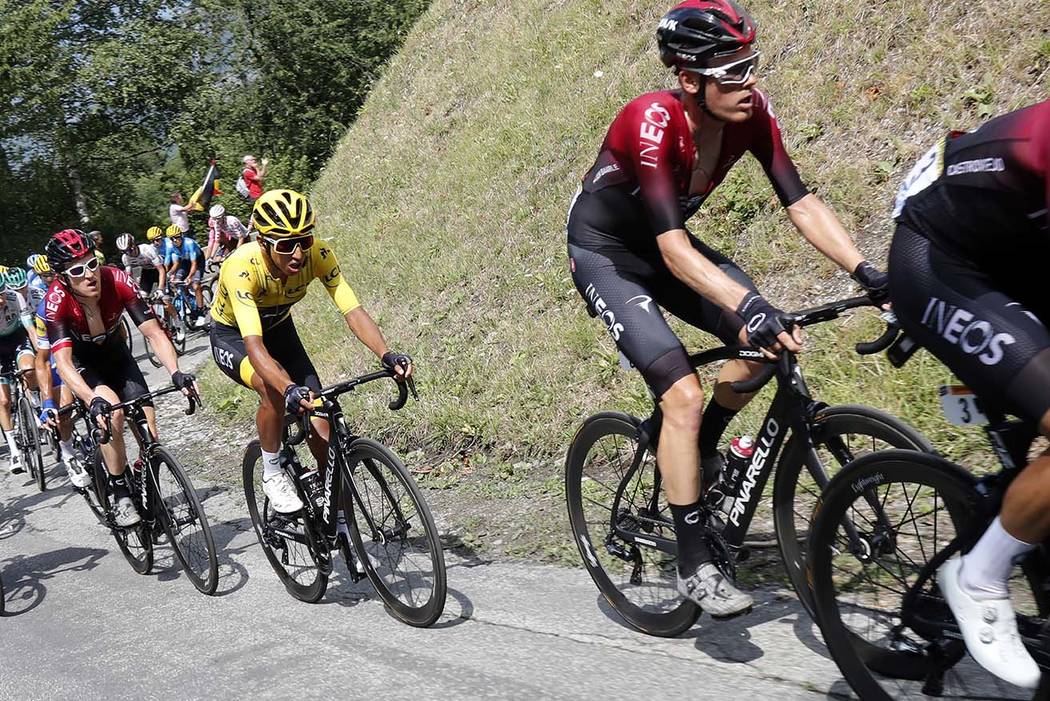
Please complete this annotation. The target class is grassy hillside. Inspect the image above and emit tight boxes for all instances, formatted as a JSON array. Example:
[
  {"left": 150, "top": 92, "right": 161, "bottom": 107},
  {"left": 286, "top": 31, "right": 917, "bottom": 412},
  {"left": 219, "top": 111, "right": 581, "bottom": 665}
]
[{"left": 201, "top": 0, "right": 1050, "bottom": 560}]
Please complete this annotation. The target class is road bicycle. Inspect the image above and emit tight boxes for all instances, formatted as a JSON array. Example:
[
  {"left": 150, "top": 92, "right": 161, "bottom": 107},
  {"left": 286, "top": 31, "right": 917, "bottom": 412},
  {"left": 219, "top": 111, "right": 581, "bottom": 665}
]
[
  {"left": 809, "top": 355, "right": 1050, "bottom": 699},
  {"left": 171, "top": 279, "right": 207, "bottom": 331},
  {"left": 142, "top": 289, "right": 186, "bottom": 367},
  {"left": 242, "top": 370, "right": 446, "bottom": 627},
  {"left": 2, "top": 367, "right": 46, "bottom": 491},
  {"left": 66, "top": 386, "right": 219, "bottom": 594},
  {"left": 565, "top": 295, "right": 932, "bottom": 637}
]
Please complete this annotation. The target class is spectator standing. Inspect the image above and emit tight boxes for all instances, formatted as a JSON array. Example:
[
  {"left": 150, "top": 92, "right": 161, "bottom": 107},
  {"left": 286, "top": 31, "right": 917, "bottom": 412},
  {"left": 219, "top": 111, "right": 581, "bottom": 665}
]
[
  {"left": 241, "top": 155, "right": 268, "bottom": 201},
  {"left": 169, "top": 191, "right": 194, "bottom": 240}
]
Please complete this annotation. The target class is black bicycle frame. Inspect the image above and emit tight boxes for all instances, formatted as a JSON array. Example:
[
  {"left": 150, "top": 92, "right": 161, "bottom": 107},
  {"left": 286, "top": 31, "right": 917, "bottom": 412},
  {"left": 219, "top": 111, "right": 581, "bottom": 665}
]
[
  {"left": 285, "top": 371, "right": 413, "bottom": 548},
  {"left": 608, "top": 294, "right": 896, "bottom": 556}
]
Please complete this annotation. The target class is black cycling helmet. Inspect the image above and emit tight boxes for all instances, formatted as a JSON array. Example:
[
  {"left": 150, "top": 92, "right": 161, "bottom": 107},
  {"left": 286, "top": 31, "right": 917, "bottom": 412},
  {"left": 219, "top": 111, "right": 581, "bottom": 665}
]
[
  {"left": 657, "top": 0, "right": 756, "bottom": 70},
  {"left": 45, "top": 229, "right": 95, "bottom": 271}
]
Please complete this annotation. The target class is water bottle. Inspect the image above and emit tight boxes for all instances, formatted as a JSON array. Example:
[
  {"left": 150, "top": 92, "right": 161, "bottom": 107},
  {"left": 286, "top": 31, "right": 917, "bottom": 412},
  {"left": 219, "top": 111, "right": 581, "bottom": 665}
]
[{"left": 720, "top": 435, "right": 754, "bottom": 515}]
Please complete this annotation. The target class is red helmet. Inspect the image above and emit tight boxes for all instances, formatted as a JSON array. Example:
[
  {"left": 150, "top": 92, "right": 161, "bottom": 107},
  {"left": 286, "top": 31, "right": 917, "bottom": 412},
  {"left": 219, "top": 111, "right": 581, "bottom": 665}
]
[
  {"left": 45, "top": 229, "right": 95, "bottom": 271},
  {"left": 657, "top": 1, "right": 756, "bottom": 70}
]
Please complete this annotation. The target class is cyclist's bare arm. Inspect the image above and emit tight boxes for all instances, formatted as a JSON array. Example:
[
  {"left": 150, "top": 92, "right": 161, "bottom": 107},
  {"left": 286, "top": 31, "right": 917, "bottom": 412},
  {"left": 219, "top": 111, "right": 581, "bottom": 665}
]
[
  {"left": 786, "top": 194, "right": 864, "bottom": 273},
  {"left": 139, "top": 318, "right": 181, "bottom": 376}
]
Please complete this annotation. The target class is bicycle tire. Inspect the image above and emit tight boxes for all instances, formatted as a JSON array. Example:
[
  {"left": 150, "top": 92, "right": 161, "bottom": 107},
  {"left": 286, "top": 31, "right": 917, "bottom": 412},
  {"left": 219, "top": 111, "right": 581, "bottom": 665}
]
[
  {"left": 807, "top": 450, "right": 1026, "bottom": 701},
  {"left": 113, "top": 461, "right": 154, "bottom": 575},
  {"left": 242, "top": 441, "right": 328, "bottom": 602},
  {"left": 773, "top": 404, "right": 932, "bottom": 618},
  {"left": 17, "top": 394, "right": 45, "bottom": 492},
  {"left": 343, "top": 438, "right": 446, "bottom": 627},
  {"left": 565, "top": 412, "right": 700, "bottom": 637},
  {"left": 151, "top": 446, "right": 218, "bottom": 595}
]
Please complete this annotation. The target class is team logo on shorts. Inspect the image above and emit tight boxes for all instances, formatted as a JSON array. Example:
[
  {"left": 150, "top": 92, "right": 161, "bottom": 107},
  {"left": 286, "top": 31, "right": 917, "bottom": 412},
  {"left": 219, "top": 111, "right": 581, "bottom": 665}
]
[{"left": 921, "top": 297, "right": 1016, "bottom": 366}]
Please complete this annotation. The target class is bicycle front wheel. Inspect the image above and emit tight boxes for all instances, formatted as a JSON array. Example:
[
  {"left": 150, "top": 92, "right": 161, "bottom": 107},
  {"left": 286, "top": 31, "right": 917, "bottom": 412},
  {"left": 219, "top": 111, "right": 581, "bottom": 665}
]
[
  {"left": 151, "top": 447, "right": 218, "bottom": 595},
  {"left": 343, "top": 438, "right": 446, "bottom": 627},
  {"left": 809, "top": 450, "right": 1040, "bottom": 700},
  {"left": 17, "top": 394, "right": 45, "bottom": 491},
  {"left": 116, "top": 462, "right": 154, "bottom": 574},
  {"left": 565, "top": 412, "right": 700, "bottom": 638},
  {"left": 242, "top": 441, "right": 328, "bottom": 602},
  {"left": 773, "top": 404, "right": 932, "bottom": 618}
]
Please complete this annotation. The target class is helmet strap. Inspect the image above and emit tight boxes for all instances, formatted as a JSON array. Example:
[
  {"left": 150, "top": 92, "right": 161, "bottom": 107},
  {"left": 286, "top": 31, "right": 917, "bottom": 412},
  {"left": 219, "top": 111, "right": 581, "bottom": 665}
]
[{"left": 695, "top": 76, "right": 725, "bottom": 122}]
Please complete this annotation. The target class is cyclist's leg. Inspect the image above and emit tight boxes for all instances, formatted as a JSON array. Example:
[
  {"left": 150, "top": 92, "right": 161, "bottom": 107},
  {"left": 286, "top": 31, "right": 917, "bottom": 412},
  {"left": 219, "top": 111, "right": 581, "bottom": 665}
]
[
  {"left": 210, "top": 320, "right": 303, "bottom": 512},
  {"left": 653, "top": 235, "right": 765, "bottom": 461},
  {"left": 889, "top": 223, "right": 1049, "bottom": 685},
  {"left": 261, "top": 316, "right": 326, "bottom": 465},
  {"left": 16, "top": 342, "right": 38, "bottom": 394}
]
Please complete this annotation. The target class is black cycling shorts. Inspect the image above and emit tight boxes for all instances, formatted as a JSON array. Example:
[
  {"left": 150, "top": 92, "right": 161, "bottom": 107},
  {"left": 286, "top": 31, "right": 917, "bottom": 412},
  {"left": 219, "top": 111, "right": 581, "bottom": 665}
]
[
  {"left": 77, "top": 342, "right": 152, "bottom": 405},
  {"left": 567, "top": 188, "right": 758, "bottom": 398},
  {"left": 888, "top": 224, "right": 1050, "bottom": 422},
  {"left": 210, "top": 315, "right": 322, "bottom": 393}
]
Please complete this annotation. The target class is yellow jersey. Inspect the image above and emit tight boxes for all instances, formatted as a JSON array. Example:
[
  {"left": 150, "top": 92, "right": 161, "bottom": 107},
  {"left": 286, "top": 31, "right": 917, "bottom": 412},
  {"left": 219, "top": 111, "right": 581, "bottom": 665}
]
[{"left": 210, "top": 240, "right": 360, "bottom": 337}]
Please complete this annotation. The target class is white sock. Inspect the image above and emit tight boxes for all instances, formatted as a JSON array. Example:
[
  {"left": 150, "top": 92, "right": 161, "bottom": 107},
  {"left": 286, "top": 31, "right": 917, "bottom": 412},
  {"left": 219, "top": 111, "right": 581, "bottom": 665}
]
[
  {"left": 59, "top": 439, "right": 74, "bottom": 455},
  {"left": 261, "top": 450, "right": 282, "bottom": 480},
  {"left": 960, "top": 516, "right": 1035, "bottom": 600},
  {"left": 6, "top": 435, "right": 17, "bottom": 456}
]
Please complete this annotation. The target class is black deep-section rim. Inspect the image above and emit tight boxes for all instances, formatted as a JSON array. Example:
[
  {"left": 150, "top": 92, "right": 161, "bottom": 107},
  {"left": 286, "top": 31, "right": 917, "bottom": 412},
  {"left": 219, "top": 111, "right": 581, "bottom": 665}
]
[
  {"left": 242, "top": 441, "right": 327, "bottom": 602},
  {"left": 151, "top": 446, "right": 219, "bottom": 595},
  {"left": 343, "top": 438, "right": 446, "bottom": 627},
  {"left": 565, "top": 412, "right": 700, "bottom": 637}
]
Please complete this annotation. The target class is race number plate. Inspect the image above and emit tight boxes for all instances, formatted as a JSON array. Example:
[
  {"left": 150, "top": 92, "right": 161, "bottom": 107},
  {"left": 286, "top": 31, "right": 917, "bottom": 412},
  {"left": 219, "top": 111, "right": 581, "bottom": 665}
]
[{"left": 939, "top": 385, "right": 988, "bottom": 426}]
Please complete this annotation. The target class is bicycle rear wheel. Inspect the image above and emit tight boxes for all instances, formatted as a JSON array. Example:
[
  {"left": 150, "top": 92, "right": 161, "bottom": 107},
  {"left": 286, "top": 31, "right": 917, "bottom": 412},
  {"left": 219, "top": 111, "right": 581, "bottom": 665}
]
[
  {"left": 565, "top": 412, "right": 700, "bottom": 637},
  {"left": 343, "top": 438, "right": 446, "bottom": 627},
  {"left": 809, "top": 450, "right": 1039, "bottom": 700},
  {"left": 242, "top": 441, "right": 328, "bottom": 602},
  {"left": 772, "top": 404, "right": 932, "bottom": 618},
  {"left": 151, "top": 447, "right": 218, "bottom": 595},
  {"left": 17, "top": 394, "right": 45, "bottom": 491}
]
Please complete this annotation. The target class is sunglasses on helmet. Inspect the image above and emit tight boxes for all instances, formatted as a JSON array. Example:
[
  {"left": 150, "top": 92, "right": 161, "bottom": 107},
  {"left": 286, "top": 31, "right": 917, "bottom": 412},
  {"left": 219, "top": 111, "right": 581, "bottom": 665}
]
[
  {"left": 65, "top": 257, "right": 100, "bottom": 279},
  {"left": 263, "top": 234, "right": 315, "bottom": 255},
  {"left": 689, "top": 51, "right": 760, "bottom": 86}
]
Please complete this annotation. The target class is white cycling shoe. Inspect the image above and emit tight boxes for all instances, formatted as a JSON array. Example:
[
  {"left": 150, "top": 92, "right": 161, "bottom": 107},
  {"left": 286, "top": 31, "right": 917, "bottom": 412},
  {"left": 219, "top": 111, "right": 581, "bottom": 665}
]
[
  {"left": 66, "top": 458, "right": 93, "bottom": 489},
  {"left": 262, "top": 472, "right": 304, "bottom": 514},
  {"left": 112, "top": 496, "right": 142, "bottom": 527},
  {"left": 677, "top": 561, "right": 753, "bottom": 619},
  {"left": 8, "top": 453, "right": 24, "bottom": 474},
  {"left": 939, "top": 557, "right": 1041, "bottom": 689}
]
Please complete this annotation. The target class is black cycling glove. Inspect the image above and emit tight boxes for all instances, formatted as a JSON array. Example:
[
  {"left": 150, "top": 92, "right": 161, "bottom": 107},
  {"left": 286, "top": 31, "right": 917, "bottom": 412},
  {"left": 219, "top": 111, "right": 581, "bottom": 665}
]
[
  {"left": 89, "top": 396, "right": 112, "bottom": 422},
  {"left": 172, "top": 370, "right": 195, "bottom": 390},
  {"left": 284, "top": 384, "right": 312, "bottom": 415},
  {"left": 852, "top": 261, "right": 889, "bottom": 302},
  {"left": 382, "top": 351, "right": 413, "bottom": 374},
  {"left": 736, "top": 293, "right": 789, "bottom": 350}
]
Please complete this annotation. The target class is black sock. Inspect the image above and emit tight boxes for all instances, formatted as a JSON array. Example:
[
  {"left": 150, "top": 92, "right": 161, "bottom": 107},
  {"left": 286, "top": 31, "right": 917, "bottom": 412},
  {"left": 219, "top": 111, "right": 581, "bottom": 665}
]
[
  {"left": 669, "top": 500, "right": 712, "bottom": 576},
  {"left": 109, "top": 473, "right": 130, "bottom": 500},
  {"left": 698, "top": 399, "right": 739, "bottom": 459}
]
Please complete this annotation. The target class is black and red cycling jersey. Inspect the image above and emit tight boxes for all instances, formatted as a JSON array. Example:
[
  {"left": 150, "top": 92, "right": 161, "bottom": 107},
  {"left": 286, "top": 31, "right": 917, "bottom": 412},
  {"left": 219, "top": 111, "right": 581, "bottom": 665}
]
[
  {"left": 43, "top": 266, "right": 152, "bottom": 354},
  {"left": 895, "top": 99, "right": 1050, "bottom": 262},
  {"left": 580, "top": 88, "right": 808, "bottom": 237}
]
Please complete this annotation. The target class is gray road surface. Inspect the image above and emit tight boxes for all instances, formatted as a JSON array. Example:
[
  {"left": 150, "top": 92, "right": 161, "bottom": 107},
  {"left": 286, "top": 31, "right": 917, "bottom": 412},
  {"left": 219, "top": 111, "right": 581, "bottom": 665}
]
[{"left": 0, "top": 325, "right": 860, "bottom": 700}]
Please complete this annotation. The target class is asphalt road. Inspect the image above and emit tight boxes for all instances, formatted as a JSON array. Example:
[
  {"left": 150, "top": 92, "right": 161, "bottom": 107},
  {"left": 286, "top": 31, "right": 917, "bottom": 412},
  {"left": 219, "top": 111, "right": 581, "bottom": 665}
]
[{"left": 0, "top": 326, "right": 912, "bottom": 699}]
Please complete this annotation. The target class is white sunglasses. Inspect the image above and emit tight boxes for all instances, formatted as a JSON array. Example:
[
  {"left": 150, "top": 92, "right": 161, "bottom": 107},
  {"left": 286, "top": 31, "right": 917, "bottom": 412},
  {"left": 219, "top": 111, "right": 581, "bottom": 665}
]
[{"left": 687, "top": 51, "right": 760, "bottom": 86}]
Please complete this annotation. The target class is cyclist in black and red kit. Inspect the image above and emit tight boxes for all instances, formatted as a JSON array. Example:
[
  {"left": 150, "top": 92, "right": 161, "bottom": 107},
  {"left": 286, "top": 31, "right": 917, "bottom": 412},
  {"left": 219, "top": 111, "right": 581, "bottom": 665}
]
[
  {"left": 42, "top": 229, "right": 197, "bottom": 527},
  {"left": 567, "top": 0, "right": 888, "bottom": 617},
  {"left": 889, "top": 99, "right": 1050, "bottom": 689}
]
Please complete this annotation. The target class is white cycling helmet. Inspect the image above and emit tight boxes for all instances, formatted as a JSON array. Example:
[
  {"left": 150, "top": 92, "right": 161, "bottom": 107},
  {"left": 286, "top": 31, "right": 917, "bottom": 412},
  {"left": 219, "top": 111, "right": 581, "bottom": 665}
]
[
  {"left": 116, "top": 233, "right": 135, "bottom": 251},
  {"left": 209, "top": 204, "right": 225, "bottom": 219},
  {"left": 26, "top": 253, "right": 41, "bottom": 269}
]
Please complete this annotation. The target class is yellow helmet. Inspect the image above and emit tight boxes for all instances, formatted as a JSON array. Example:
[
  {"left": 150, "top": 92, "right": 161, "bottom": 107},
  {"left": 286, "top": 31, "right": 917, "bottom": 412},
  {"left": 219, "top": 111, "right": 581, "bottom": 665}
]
[
  {"left": 165, "top": 224, "right": 183, "bottom": 238},
  {"left": 146, "top": 226, "right": 165, "bottom": 241},
  {"left": 252, "top": 189, "right": 315, "bottom": 238},
  {"left": 32, "top": 256, "right": 51, "bottom": 274}
]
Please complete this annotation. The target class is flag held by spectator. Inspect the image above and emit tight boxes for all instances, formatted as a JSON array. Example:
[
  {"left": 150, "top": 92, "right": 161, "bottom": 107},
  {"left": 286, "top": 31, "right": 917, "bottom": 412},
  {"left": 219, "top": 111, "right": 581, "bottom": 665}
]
[{"left": 188, "top": 161, "right": 223, "bottom": 212}]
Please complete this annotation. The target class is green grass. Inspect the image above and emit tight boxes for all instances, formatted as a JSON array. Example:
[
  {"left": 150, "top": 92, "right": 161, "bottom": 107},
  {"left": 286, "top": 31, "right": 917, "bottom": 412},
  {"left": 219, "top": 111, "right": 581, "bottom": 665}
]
[{"left": 199, "top": 0, "right": 1050, "bottom": 562}]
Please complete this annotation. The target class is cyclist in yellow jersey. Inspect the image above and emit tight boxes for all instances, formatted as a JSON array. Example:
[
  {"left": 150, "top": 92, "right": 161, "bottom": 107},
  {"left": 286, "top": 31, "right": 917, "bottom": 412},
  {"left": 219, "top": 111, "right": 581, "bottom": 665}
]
[{"left": 210, "top": 189, "right": 413, "bottom": 513}]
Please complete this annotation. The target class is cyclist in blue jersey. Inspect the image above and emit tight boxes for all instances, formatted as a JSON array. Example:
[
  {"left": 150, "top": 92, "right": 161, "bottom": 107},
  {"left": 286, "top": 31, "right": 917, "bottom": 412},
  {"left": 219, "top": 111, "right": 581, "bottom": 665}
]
[{"left": 164, "top": 224, "right": 208, "bottom": 328}]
